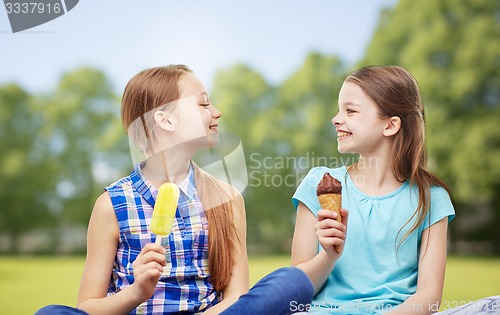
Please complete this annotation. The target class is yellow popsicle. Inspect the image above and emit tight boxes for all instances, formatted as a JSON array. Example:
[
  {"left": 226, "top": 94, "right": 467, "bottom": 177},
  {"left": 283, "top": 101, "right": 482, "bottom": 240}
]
[{"left": 151, "top": 183, "right": 180, "bottom": 236}]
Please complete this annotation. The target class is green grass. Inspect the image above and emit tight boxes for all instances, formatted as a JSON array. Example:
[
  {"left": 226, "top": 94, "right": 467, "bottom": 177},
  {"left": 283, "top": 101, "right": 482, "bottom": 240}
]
[
  {"left": 442, "top": 256, "right": 500, "bottom": 303},
  {"left": 0, "top": 256, "right": 498, "bottom": 314},
  {"left": 0, "top": 256, "right": 85, "bottom": 314}
]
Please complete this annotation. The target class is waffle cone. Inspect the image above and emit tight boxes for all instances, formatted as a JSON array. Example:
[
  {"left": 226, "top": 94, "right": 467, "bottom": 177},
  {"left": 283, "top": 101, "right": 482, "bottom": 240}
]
[
  {"left": 318, "top": 193, "right": 342, "bottom": 222},
  {"left": 318, "top": 193, "right": 342, "bottom": 254}
]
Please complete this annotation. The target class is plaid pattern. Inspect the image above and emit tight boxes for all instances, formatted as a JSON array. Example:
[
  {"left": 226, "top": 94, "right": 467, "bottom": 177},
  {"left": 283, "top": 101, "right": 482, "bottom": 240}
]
[{"left": 105, "top": 162, "right": 218, "bottom": 314}]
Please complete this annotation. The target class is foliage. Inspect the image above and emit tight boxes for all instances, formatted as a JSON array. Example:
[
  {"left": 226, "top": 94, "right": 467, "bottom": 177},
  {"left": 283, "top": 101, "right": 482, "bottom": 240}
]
[
  {"left": 0, "top": 84, "right": 52, "bottom": 250},
  {"left": 211, "top": 53, "right": 349, "bottom": 252},
  {"left": 1, "top": 0, "right": 499, "bottom": 254},
  {"left": 360, "top": 0, "right": 500, "bottom": 252},
  {"left": 0, "top": 68, "right": 129, "bottom": 253}
]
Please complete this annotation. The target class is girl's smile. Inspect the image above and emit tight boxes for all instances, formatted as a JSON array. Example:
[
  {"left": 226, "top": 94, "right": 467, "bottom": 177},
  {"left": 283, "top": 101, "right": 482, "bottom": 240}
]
[
  {"left": 336, "top": 130, "right": 352, "bottom": 140},
  {"left": 209, "top": 123, "right": 219, "bottom": 133}
]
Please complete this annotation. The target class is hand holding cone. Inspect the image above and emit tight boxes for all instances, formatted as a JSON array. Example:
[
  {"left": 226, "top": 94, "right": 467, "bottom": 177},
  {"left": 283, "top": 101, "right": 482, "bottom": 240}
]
[{"left": 316, "top": 172, "right": 342, "bottom": 254}]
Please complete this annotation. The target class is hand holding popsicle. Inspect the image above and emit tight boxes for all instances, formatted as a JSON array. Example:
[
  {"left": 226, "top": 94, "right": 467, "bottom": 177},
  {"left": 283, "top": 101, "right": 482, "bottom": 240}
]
[
  {"left": 132, "top": 243, "right": 166, "bottom": 301},
  {"left": 151, "top": 183, "right": 180, "bottom": 243}
]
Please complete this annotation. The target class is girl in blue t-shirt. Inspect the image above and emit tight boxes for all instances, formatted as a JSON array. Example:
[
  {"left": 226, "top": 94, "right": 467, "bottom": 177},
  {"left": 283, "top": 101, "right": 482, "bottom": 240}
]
[{"left": 291, "top": 65, "right": 457, "bottom": 314}]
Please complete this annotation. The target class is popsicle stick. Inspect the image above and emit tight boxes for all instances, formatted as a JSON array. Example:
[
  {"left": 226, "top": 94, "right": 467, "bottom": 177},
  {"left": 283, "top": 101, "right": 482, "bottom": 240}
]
[{"left": 155, "top": 235, "right": 163, "bottom": 244}]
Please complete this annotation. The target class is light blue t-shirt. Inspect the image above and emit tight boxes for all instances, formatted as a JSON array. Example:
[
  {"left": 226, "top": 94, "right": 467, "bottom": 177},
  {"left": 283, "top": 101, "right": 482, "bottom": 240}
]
[{"left": 292, "top": 166, "right": 455, "bottom": 314}]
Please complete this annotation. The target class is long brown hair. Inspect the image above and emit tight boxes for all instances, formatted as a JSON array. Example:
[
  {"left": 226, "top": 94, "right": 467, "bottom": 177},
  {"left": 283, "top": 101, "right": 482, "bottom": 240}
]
[
  {"left": 345, "top": 65, "right": 449, "bottom": 249},
  {"left": 121, "top": 65, "right": 240, "bottom": 292}
]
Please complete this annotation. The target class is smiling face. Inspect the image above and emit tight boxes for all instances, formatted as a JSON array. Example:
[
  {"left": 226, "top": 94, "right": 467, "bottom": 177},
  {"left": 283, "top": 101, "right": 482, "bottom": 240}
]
[
  {"left": 174, "top": 73, "right": 222, "bottom": 150},
  {"left": 332, "top": 81, "right": 392, "bottom": 156}
]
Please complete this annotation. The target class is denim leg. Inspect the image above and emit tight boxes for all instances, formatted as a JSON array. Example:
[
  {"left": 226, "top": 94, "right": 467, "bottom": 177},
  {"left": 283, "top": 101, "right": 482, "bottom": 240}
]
[
  {"left": 436, "top": 296, "right": 500, "bottom": 314},
  {"left": 220, "top": 267, "right": 314, "bottom": 315},
  {"left": 34, "top": 305, "right": 90, "bottom": 315}
]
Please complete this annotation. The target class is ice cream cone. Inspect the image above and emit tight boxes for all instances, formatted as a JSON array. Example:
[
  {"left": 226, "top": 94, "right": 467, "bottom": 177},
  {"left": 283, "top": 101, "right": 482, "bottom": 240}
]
[
  {"left": 318, "top": 193, "right": 342, "bottom": 223},
  {"left": 316, "top": 172, "right": 343, "bottom": 254}
]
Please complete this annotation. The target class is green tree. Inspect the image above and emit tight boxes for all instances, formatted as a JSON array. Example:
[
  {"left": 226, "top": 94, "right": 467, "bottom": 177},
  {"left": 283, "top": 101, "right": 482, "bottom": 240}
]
[
  {"left": 361, "top": 0, "right": 500, "bottom": 253},
  {"left": 38, "top": 67, "right": 128, "bottom": 230},
  {"left": 249, "top": 53, "right": 348, "bottom": 252},
  {"left": 272, "top": 52, "right": 347, "bottom": 157},
  {"left": 211, "top": 64, "right": 271, "bottom": 140},
  {"left": 211, "top": 53, "right": 349, "bottom": 253},
  {"left": 0, "top": 84, "right": 53, "bottom": 252},
  {"left": 211, "top": 64, "right": 277, "bottom": 251},
  {"left": 0, "top": 68, "right": 130, "bottom": 253}
]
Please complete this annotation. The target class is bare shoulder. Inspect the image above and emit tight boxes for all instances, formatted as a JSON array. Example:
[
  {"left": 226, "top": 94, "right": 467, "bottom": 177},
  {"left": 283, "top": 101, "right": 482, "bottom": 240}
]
[
  {"left": 88, "top": 191, "right": 118, "bottom": 238},
  {"left": 92, "top": 192, "right": 115, "bottom": 217},
  {"left": 95, "top": 191, "right": 113, "bottom": 208}
]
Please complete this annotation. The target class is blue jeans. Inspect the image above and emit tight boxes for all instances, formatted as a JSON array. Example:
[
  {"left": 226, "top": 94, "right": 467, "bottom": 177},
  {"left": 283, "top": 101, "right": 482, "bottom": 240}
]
[{"left": 35, "top": 267, "right": 314, "bottom": 315}]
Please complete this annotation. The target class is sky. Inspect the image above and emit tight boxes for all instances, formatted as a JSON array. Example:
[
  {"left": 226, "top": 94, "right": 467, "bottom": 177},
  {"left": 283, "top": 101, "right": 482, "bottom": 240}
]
[{"left": 0, "top": 0, "right": 397, "bottom": 94}]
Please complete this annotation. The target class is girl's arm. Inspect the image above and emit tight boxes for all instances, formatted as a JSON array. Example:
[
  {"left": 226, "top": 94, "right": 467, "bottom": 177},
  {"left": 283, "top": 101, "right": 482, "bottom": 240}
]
[
  {"left": 203, "top": 194, "right": 249, "bottom": 314},
  {"left": 77, "top": 192, "right": 167, "bottom": 315},
  {"left": 291, "top": 203, "right": 348, "bottom": 294},
  {"left": 385, "top": 217, "right": 448, "bottom": 315}
]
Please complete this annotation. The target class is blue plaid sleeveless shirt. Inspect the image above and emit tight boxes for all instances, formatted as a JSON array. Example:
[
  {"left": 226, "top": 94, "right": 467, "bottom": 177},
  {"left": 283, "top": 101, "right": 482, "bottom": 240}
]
[{"left": 105, "top": 162, "right": 218, "bottom": 314}]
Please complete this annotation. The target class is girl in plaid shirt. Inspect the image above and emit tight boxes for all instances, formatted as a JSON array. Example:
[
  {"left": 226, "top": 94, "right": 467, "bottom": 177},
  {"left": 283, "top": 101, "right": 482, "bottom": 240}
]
[{"left": 37, "top": 65, "right": 313, "bottom": 315}]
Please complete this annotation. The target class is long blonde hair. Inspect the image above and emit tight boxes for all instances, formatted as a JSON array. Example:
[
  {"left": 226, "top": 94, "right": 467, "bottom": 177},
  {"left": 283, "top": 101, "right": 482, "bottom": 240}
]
[
  {"left": 121, "top": 65, "right": 240, "bottom": 292},
  {"left": 345, "top": 65, "right": 449, "bottom": 249}
]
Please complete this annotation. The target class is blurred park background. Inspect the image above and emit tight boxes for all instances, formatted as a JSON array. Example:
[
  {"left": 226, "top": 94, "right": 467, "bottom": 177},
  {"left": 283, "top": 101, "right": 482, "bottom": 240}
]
[{"left": 1, "top": 0, "right": 499, "bottom": 313}]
